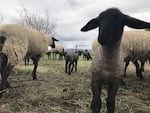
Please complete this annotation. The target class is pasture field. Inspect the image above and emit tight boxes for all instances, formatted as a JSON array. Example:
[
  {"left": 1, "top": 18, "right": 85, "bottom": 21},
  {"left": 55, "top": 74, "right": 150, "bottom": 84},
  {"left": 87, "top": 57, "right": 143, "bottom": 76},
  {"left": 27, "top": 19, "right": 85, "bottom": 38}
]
[{"left": 0, "top": 55, "right": 149, "bottom": 113}]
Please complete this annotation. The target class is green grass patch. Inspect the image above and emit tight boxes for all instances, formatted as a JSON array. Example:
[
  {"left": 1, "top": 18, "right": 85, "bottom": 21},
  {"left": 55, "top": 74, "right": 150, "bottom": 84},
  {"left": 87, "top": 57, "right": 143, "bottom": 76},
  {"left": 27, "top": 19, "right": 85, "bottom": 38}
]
[{"left": 15, "top": 65, "right": 49, "bottom": 73}]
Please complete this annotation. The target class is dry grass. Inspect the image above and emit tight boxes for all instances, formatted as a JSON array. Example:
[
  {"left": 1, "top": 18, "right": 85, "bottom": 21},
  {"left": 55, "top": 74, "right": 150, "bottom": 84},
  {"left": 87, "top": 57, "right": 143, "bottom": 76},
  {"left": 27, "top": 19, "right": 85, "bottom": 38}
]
[{"left": 0, "top": 56, "right": 149, "bottom": 113}]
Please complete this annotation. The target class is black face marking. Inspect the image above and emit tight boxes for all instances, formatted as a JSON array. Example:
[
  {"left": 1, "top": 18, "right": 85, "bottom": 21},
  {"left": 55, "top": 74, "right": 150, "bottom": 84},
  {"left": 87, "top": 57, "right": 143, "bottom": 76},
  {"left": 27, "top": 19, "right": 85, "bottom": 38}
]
[
  {"left": 97, "top": 8, "right": 124, "bottom": 45},
  {"left": 50, "top": 37, "right": 58, "bottom": 48}
]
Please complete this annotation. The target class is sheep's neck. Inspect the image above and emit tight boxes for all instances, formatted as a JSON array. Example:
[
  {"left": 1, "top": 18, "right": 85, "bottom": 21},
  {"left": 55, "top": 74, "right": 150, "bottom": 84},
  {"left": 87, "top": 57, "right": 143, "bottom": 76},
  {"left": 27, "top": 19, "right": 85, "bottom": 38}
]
[{"left": 101, "top": 40, "right": 121, "bottom": 60}]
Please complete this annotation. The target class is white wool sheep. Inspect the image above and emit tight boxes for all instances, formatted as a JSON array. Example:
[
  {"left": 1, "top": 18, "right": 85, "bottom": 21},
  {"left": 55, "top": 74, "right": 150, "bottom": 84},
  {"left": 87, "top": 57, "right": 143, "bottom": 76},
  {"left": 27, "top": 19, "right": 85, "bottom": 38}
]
[
  {"left": 0, "top": 24, "right": 58, "bottom": 97},
  {"left": 50, "top": 45, "right": 65, "bottom": 60},
  {"left": 81, "top": 8, "right": 150, "bottom": 113},
  {"left": 122, "top": 30, "right": 150, "bottom": 79}
]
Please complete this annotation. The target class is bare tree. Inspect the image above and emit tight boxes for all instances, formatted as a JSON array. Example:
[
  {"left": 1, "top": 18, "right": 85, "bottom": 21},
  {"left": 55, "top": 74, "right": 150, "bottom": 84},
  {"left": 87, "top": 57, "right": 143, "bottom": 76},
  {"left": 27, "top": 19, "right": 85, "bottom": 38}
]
[{"left": 16, "top": 5, "right": 57, "bottom": 36}]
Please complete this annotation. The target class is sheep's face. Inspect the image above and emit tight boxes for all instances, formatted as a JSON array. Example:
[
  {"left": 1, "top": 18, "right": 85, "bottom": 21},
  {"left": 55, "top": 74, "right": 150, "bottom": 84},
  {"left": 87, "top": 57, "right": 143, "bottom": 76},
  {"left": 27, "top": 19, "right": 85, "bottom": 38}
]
[
  {"left": 97, "top": 9, "right": 124, "bottom": 45},
  {"left": 81, "top": 8, "right": 124, "bottom": 46},
  {"left": 81, "top": 8, "right": 150, "bottom": 46},
  {"left": 50, "top": 37, "right": 58, "bottom": 48}
]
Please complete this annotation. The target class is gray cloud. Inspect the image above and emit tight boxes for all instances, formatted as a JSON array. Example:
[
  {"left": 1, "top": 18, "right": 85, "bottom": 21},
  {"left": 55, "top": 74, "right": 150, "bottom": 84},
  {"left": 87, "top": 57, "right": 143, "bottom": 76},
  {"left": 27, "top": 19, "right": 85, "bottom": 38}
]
[{"left": 0, "top": 0, "right": 150, "bottom": 49}]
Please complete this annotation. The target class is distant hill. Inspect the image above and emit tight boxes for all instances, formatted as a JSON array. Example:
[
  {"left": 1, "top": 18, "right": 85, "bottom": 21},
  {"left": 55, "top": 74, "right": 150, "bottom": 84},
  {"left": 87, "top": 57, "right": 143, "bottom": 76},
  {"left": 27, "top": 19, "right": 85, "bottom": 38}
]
[{"left": 64, "top": 48, "right": 92, "bottom": 53}]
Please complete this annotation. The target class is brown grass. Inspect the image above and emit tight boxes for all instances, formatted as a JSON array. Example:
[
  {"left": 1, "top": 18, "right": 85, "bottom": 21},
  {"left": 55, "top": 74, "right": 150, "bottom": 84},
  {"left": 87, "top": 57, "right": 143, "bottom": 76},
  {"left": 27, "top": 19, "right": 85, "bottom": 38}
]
[{"left": 0, "top": 56, "right": 149, "bottom": 113}]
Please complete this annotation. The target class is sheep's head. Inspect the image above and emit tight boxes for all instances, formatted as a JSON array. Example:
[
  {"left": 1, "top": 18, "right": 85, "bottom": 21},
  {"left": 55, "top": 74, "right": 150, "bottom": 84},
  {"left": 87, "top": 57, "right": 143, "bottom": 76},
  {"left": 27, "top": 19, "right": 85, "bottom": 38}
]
[
  {"left": 81, "top": 8, "right": 150, "bottom": 46},
  {"left": 50, "top": 37, "right": 59, "bottom": 48}
]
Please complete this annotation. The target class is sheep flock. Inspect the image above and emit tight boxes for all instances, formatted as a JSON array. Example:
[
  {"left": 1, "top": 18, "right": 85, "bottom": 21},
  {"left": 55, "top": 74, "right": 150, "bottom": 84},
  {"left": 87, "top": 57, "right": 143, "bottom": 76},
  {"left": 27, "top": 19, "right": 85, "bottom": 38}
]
[{"left": 0, "top": 7, "right": 150, "bottom": 113}]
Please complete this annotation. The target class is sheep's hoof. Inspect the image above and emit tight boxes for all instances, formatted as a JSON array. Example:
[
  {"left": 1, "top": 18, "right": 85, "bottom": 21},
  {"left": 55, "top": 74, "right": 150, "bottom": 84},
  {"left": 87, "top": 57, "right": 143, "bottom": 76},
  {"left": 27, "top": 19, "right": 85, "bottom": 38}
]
[
  {"left": 33, "top": 77, "right": 37, "bottom": 80},
  {"left": 120, "top": 79, "right": 126, "bottom": 86},
  {"left": 138, "top": 76, "right": 144, "bottom": 80},
  {"left": 0, "top": 89, "right": 6, "bottom": 98},
  {"left": 32, "top": 73, "right": 37, "bottom": 80},
  {"left": 32, "top": 76, "right": 37, "bottom": 80},
  {"left": 5, "top": 84, "right": 12, "bottom": 89}
]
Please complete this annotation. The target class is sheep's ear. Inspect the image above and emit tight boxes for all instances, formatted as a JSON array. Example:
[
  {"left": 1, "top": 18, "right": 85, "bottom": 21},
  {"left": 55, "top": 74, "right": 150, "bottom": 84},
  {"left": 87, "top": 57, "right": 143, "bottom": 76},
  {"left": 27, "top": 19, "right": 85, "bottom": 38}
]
[
  {"left": 123, "top": 14, "right": 150, "bottom": 29},
  {"left": 52, "top": 37, "right": 59, "bottom": 41},
  {"left": 0, "top": 36, "right": 6, "bottom": 44},
  {"left": 81, "top": 18, "right": 99, "bottom": 32}
]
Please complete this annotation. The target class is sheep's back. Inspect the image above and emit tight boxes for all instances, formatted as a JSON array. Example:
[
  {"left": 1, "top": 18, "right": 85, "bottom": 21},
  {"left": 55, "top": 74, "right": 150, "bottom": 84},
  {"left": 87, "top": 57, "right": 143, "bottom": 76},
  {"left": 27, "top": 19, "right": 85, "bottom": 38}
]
[
  {"left": 0, "top": 24, "right": 29, "bottom": 41},
  {"left": 66, "top": 52, "right": 78, "bottom": 61},
  {"left": 50, "top": 45, "right": 64, "bottom": 53},
  {"left": 122, "top": 30, "right": 150, "bottom": 60},
  {"left": 26, "top": 29, "right": 50, "bottom": 57}
]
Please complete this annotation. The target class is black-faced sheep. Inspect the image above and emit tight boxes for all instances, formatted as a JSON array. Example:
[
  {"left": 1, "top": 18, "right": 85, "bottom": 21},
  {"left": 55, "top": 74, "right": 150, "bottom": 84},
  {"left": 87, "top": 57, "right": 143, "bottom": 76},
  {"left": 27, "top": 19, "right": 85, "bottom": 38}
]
[
  {"left": 0, "top": 24, "right": 58, "bottom": 97},
  {"left": 65, "top": 52, "right": 79, "bottom": 75},
  {"left": 83, "top": 49, "right": 92, "bottom": 61},
  {"left": 81, "top": 8, "right": 150, "bottom": 113}
]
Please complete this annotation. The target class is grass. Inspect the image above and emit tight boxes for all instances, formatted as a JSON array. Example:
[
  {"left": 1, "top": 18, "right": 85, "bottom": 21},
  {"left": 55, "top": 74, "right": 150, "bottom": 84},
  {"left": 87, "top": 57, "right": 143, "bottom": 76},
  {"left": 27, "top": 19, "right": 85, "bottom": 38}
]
[{"left": 0, "top": 55, "right": 149, "bottom": 113}]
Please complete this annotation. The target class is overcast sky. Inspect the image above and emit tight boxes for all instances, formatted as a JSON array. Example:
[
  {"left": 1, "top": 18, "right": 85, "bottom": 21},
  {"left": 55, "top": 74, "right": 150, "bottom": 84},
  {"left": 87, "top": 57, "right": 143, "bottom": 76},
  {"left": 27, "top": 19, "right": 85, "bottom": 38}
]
[{"left": 0, "top": 0, "right": 150, "bottom": 49}]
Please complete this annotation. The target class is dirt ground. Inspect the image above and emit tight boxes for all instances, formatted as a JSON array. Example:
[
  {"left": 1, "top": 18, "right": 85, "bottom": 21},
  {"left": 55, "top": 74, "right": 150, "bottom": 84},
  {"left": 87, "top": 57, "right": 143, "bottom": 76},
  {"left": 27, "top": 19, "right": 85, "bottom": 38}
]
[{"left": 0, "top": 57, "right": 149, "bottom": 113}]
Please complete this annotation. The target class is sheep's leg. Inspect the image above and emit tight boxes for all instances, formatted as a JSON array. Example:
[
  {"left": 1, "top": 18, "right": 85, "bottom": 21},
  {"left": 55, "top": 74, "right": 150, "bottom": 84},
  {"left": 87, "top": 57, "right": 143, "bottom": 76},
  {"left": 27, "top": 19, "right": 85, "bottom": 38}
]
[
  {"left": 24, "top": 57, "right": 28, "bottom": 66},
  {"left": 68, "top": 63, "right": 72, "bottom": 75},
  {"left": 52, "top": 53, "right": 54, "bottom": 60},
  {"left": 140, "top": 60, "right": 145, "bottom": 72},
  {"left": 71, "top": 63, "right": 74, "bottom": 73},
  {"left": 65, "top": 61, "right": 68, "bottom": 73},
  {"left": 0, "top": 54, "right": 13, "bottom": 97},
  {"left": 107, "top": 82, "right": 119, "bottom": 113},
  {"left": 26, "top": 57, "right": 29, "bottom": 65},
  {"left": 75, "top": 61, "right": 78, "bottom": 72},
  {"left": 48, "top": 53, "right": 51, "bottom": 59},
  {"left": 124, "top": 60, "right": 130, "bottom": 77},
  {"left": 133, "top": 60, "right": 143, "bottom": 79},
  {"left": 31, "top": 56, "right": 41, "bottom": 80},
  {"left": 91, "top": 79, "right": 102, "bottom": 113},
  {"left": 54, "top": 53, "right": 57, "bottom": 60}
]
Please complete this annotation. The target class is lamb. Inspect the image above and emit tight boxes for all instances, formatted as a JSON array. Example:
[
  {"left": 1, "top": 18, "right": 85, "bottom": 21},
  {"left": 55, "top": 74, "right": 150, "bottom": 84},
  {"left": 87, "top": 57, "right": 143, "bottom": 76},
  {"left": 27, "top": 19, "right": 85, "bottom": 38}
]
[
  {"left": 0, "top": 24, "right": 58, "bottom": 97},
  {"left": 81, "top": 8, "right": 150, "bottom": 113},
  {"left": 122, "top": 30, "right": 150, "bottom": 79},
  {"left": 65, "top": 52, "right": 79, "bottom": 75}
]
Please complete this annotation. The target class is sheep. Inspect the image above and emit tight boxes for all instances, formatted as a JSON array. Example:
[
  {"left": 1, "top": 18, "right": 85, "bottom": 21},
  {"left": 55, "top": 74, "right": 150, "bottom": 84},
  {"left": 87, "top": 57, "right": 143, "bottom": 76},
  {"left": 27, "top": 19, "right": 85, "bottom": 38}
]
[
  {"left": 65, "top": 52, "right": 79, "bottom": 75},
  {"left": 83, "top": 49, "right": 92, "bottom": 61},
  {"left": 75, "top": 50, "right": 83, "bottom": 56},
  {"left": 81, "top": 8, "right": 150, "bottom": 113},
  {"left": 0, "top": 24, "right": 58, "bottom": 97},
  {"left": 122, "top": 30, "right": 150, "bottom": 79},
  {"left": 50, "top": 45, "right": 65, "bottom": 60}
]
